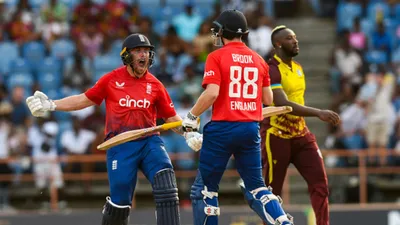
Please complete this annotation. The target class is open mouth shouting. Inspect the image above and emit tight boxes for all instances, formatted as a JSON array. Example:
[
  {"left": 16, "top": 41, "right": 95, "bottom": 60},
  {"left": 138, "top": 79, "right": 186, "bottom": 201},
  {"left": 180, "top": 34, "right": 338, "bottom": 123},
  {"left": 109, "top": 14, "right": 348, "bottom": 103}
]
[{"left": 138, "top": 59, "right": 146, "bottom": 67}]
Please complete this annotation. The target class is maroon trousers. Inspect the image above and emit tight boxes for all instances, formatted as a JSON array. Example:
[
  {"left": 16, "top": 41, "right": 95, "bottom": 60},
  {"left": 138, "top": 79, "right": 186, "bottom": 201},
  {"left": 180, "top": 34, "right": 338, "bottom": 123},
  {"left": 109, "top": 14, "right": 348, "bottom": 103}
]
[{"left": 261, "top": 129, "right": 330, "bottom": 225}]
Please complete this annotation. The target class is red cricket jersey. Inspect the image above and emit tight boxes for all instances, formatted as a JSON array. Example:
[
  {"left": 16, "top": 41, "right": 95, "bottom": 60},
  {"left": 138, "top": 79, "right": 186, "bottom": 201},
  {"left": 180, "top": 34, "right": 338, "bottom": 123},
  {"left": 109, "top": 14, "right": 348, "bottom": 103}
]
[
  {"left": 85, "top": 66, "right": 177, "bottom": 139},
  {"left": 202, "top": 42, "right": 270, "bottom": 122}
]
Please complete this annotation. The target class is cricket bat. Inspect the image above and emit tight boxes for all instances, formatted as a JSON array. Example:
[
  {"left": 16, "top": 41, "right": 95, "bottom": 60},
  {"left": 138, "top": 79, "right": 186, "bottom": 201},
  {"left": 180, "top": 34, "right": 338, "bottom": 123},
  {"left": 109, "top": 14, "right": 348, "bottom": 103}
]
[{"left": 97, "top": 106, "right": 292, "bottom": 151}]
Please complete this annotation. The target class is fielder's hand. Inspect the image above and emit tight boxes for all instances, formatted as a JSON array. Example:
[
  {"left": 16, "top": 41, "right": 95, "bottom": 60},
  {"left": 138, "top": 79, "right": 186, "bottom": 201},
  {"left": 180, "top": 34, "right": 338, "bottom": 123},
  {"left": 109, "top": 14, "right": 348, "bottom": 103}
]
[
  {"left": 182, "top": 111, "right": 200, "bottom": 132},
  {"left": 26, "top": 91, "right": 56, "bottom": 117},
  {"left": 184, "top": 132, "right": 203, "bottom": 152}
]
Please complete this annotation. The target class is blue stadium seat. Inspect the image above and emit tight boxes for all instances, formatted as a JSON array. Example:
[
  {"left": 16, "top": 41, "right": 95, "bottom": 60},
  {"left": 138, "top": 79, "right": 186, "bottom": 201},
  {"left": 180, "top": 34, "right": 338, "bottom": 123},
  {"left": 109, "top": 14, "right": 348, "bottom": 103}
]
[
  {"left": 367, "top": 2, "right": 390, "bottom": 22},
  {"left": 38, "top": 57, "right": 62, "bottom": 74},
  {"left": 92, "top": 0, "right": 106, "bottom": 4},
  {"left": 5, "top": 0, "right": 18, "bottom": 7},
  {"left": 392, "top": 48, "right": 400, "bottom": 63},
  {"left": 153, "top": 21, "right": 170, "bottom": 36},
  {"left": 64, "top": 56, "right": 92, "bottom": 73},
  {"left": 93, "top": 54, "right": 122, "bottom": 71},
  {"left": 111, "top": 39, "right": 124, "bottom": 56},
  {"left": 9, "top": 58, "right": 31, "bottom": 74},
  {"left": 94, "top": 70, "right": 109, "bottom": 82},
  {"left": 51, "top": 39, "right": 76, "bottom": 60},
  {"left": 336, "top": 2, "right": 362, "bottom": 31},
  {"left": 59, "top": 0, "right": 79, "bottom": 9},
  {"left": 22, "top": 41, "right": 46, "bottom": 69},
  {"left": 7, "top": 72, "right": 34, "bottom": 91},
  {"left": 29, "top": 0, "right": 47, "bottom": 10},
  {"left": 0, "top": 42, "right": 19, "bottom": 75},
  {"left": 38, "top": 72, "right": 62, "bottom": 92},
  {"left": 395, "top": 4, "right": 400, "bottom": 20},
  {"left": 364, "top": 50, "right": 388, "bottom": 64},
  {"left": 360, "top": 18, "right": 374, "bottom": 36}
]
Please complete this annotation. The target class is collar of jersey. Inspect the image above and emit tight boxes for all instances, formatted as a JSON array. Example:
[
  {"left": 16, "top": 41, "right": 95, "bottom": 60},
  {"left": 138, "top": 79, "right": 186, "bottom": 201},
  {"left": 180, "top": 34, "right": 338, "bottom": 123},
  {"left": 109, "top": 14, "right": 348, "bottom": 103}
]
[
  {"left": 223, "top": 41, "right": 245, "bottom": 47},
  {"left": 273, "top": 54, "right": 293, "bottom": 70}
]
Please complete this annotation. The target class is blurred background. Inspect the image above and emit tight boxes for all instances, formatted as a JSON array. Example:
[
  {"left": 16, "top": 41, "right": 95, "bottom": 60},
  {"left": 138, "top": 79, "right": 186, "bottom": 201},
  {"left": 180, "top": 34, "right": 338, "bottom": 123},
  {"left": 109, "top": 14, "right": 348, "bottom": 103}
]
[{"left": 0, "top": 0, "right": 399, "bottom": 224}]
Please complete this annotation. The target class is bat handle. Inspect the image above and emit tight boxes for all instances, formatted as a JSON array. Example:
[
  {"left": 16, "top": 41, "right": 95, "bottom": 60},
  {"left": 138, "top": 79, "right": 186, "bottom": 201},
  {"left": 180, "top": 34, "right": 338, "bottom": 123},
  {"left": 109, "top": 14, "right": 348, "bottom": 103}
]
[{"left": 161, "top": 121, "right": 183, "bottom": 130}]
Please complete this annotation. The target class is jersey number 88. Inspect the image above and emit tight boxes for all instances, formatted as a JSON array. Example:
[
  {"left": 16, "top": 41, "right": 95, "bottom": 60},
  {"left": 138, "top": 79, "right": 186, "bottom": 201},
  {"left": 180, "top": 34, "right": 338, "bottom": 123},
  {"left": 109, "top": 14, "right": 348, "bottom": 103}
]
[{"left": 229, "top": 66, "right": 258, "bottom": 99}]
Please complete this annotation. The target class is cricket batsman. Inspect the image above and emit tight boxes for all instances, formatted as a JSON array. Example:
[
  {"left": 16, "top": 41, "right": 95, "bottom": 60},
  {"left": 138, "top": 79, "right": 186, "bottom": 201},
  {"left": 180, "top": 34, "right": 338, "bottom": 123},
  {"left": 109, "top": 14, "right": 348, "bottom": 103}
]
[
  {"left": 181, "top": 9, "right": 294, "bottom": 225},
  {"left": 25, "top": 33, "right": 202, "bottom": 225},
  {"left": 260, "top": 25, "right": 341, "bottom": 225}
]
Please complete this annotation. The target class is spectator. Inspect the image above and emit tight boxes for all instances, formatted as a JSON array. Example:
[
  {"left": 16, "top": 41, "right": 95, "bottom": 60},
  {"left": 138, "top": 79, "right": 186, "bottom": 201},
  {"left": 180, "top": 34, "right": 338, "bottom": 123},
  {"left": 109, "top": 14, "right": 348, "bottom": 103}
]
[
  {"left": 171, "top": 0, "right": 203, "bottom": 42},
  {"left": 178, "top": 65, "right": 203, "bottom": 101},
  {"left": 63, "top": 52, "right": 92, "bottom": 89},
  {"left": 349, "top": 17, "right": 368, "bottom": 53},
  {"left": 0, "top": 101, "right": 15, "bottom": 213},
  {"left": 365, "top": 68, "right": 396, "bottom": 166},
  {"left": 98, "top": 8, "right": 130, "bottom": 40},
  {"left": 7, "top": 10, "right": 38, "bottom": 45},
  {"left": 126, "top": 3, "right": 141, "bottom": 33},
  {"left": 161, "top": 26, "right": 192, "bottom": 82},
  {"left": 334, "top": 34, "right": 363, "bottom": 91},
  {"left": 82, "top": 105, "right": 105, "bottom": 132},
  {"left": 8, "top": 125, "right": 31, "bottom": 186},
  {"left": 28, "top": 121, "right": 66, "bottom": 212},
  {"left": 149, "top": 50, "right": 174, "bottom": 85},
  {"left": 192, "top": 21, "right": 213, "bottom": 62},
  {"left": 247, "top": 15, "right": 273, "bottom": 59},
  {"left": 72, "top": 0, "right": 102, "bottom": 23},
  {"left": 77, "top": 21, "right": 104, "bottom": 60},
  {"left": 138, "top": 17, "right": 160, "bottom": 48},
  {"left": 9, "top": 86, "right": 30, "bottom": 126},
  {"left": 39, "top": 12, "right": 70, "bottom": 48},
  {"left": 40, "top": 0, "right": 68, "bottom": 23},
  {"left": 335, "top": 98, "right": 368, "bottom": 166},
  {"left": 372, "top": 22, "right": 392, "bottom": 57},
  {"left": 60, "top": 116, "right": 95, "bottom": 190}
]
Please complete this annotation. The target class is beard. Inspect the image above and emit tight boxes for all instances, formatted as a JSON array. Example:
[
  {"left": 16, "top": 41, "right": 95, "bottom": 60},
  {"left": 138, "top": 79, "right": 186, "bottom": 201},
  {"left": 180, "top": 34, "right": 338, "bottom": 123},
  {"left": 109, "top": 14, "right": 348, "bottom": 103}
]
[{"left": 282, "top": 46, "right": 299, "bottom": 57}]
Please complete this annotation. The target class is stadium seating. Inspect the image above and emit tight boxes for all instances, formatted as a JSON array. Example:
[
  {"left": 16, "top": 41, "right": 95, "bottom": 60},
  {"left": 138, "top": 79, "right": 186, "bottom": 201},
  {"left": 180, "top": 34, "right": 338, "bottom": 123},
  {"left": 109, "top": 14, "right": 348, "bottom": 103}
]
[
  {"left": 364, "top": 50, "right": 388, "bottom": 64},
  {"left": 336, "top": 2, "right": 363, "bottom": 31},
  {"left": 50, "top": 39, "right": 76, "bottom": 60},
  {"left": 9, "top": 58, "right": 31, "bottom": 74},
  {"left": 64, "top": 56, "right": 92, "bottom": 73},
  {"left": 367, "top": 2, "right": 390, "bottom": 22},
  {"left": 7, "top": 72, "right": 34, "bottom": 91},
  {"left": 0, "top": 42, "right": 19, "bottom": 76},
  {"left": 22, "top": 41, "right": 46, "bottom": 74},
  {"left": 392, "top": 47, "right": 400, "bottom": 63},
  {"left": 93, "top": 54, "right": 122, "bottom": 71}
]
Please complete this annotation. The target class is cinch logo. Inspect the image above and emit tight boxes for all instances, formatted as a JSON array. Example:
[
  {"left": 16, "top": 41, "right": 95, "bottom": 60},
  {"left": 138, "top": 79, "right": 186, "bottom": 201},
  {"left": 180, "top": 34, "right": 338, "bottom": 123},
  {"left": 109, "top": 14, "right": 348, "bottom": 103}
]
[
  {"left": 204, "top": 70, "right": 215, "bottom": 77},
  {"left": 119, "top": 95, "right": 150, "bottom": 108}
]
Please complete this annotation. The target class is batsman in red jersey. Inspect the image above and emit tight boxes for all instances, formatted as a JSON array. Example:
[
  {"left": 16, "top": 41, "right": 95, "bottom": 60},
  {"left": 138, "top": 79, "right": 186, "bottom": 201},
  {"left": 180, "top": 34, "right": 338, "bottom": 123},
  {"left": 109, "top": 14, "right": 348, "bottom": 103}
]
[
  {"left": 261, "top": 26, "right": 341, "bottom": 225},
  {"left": 181, "top": 9, "right": 293, "bottom": 225},
  {"left": 26, "top": 33, "right": 202, "bottom": 225}
]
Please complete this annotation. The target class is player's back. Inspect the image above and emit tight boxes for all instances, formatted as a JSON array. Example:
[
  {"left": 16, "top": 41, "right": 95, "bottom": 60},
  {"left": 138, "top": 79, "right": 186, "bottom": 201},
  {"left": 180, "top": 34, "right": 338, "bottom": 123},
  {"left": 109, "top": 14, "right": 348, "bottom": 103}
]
[{"left": 203, "top": 42, "right": 269, "bottom": 122}]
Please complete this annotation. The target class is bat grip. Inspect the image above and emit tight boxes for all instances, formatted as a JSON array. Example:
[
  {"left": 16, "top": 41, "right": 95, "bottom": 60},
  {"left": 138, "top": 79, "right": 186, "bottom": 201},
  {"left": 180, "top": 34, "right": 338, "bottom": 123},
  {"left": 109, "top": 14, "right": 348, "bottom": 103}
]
[{"left": 161, "top": 121, "right": 183, "bottom": 130}]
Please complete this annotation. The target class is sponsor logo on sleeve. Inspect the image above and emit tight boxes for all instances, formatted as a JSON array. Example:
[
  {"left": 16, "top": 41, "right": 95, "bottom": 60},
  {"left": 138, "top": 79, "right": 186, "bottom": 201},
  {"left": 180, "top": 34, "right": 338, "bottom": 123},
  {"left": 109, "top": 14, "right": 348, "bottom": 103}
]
[{"left": 204, "top": 70, "right": 215, "bottom": 77}]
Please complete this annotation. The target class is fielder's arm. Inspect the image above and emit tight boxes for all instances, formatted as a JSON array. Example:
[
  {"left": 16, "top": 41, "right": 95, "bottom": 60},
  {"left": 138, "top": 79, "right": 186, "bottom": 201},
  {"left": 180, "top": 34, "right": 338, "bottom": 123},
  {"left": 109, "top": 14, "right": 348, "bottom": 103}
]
[
  {"left": 54, "top": 93, "right": 96, "bottom": 111},
  {"left": 165, "top": 114, "right": 184, "bottom": 135},
  {"left": 190, "top": 84, "right": 219, "bottom": 117},
  {"left": 272, "top": 89, "right": 320, "bottom": 117},
  {"left": 262, "top": 86, "right": 273, "bottom": 106}
]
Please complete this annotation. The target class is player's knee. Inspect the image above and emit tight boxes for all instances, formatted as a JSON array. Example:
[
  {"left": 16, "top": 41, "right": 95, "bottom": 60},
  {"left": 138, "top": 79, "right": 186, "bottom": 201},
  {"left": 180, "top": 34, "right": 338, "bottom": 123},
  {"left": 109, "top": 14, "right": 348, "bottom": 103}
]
[
  {"left": 152, "top": 168, "right": 179, "bottom": 203},
  {"left": 240, "top": 182, "right": 293, "bottom": 225},
  {"left": 190, "top": 176, "right": 220, "bottom": 225},
  {"left": 101, "top": 197, "right": 131, "bottom": 225},
  {"left": 310, "top": 182, "right": 329, "bottom": 198},
  {"left": 152, "top": 168, "right": 180, "bottom": 225}
]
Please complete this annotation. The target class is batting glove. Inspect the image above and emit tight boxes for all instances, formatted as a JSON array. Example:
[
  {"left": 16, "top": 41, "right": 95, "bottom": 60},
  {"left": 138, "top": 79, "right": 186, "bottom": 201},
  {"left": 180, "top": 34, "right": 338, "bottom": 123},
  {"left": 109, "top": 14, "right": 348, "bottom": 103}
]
[
  {"left": 182, "top": 111, "right": 200, "bottom": 132},
  {"left": 184, "top": 132, "right": 203, "bottom": 152},
  {"left": 26, "top": 91, "right": 56, "bottom": 117}
]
